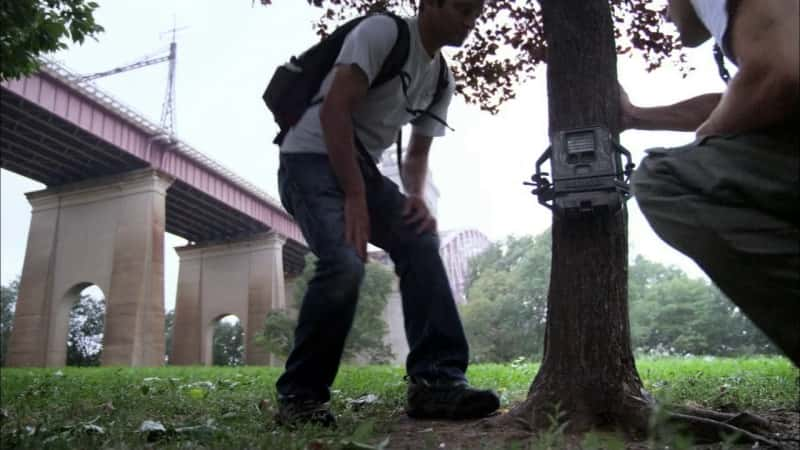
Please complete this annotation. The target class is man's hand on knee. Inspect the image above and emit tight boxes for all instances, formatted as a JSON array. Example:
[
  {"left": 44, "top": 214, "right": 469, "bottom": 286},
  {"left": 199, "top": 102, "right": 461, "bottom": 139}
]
[
  {"left": 345, "top": 192, "right": 370, "bottom": 261},
  {"left": 403, "top": 195, "right": 437, "bottom": 235}
]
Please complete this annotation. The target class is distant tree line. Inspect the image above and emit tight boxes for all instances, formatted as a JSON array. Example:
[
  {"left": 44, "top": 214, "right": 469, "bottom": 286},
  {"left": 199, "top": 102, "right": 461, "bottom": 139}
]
[{"left": 461, "top": 231, "right": 778, "bottom": 363}]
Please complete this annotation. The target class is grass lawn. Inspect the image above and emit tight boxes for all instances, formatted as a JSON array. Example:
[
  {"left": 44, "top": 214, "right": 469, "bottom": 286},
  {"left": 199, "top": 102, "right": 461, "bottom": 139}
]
[{"left": 0, "top": 356, "right": 797, "bottom": 449}]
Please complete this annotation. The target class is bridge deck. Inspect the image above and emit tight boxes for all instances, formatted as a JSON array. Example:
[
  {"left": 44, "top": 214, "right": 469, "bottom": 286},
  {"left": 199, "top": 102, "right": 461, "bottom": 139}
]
[{"left": 1, "top": 62, "right": 307, "bottom": 273}]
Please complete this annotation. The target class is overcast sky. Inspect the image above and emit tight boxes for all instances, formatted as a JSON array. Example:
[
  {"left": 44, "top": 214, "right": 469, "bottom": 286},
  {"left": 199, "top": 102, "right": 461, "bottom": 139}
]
[{"left": 0, "top": 0, "right": 728, "bottom": 309}]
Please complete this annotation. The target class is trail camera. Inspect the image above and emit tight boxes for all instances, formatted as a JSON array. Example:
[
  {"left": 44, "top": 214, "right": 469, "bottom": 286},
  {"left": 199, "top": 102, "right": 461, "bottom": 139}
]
[{"left": 525, "top": 126, "right": 635, "bottom": 216}]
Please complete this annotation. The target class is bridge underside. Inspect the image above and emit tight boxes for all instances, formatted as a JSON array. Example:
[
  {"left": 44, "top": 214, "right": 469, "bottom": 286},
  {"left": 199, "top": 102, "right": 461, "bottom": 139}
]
[{"left": 1, "top": 89, "right": 305, "bottom": 273}]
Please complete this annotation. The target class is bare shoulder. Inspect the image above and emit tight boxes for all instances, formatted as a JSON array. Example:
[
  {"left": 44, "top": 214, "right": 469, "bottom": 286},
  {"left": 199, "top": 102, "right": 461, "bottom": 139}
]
[{"left": 729, "top": 0, "right": 799, "bottom": 70}]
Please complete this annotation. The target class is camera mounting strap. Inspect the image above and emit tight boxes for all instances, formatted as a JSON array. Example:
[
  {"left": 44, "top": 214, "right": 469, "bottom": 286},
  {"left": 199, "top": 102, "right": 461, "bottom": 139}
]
[{"left": 524, "top": 126, "right": 635, "bottom": 216}]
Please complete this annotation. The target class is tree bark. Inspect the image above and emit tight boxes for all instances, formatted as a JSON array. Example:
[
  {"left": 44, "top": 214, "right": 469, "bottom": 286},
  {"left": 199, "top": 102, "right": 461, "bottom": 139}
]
[{"left": 508, "top": 0, "right": 651, "bottom": 434}]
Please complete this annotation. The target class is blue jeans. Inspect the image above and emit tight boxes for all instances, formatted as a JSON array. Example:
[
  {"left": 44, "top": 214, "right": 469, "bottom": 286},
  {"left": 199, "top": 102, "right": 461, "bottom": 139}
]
[{"left": 275, "top": 153, "right": 469, "bottom": 402}]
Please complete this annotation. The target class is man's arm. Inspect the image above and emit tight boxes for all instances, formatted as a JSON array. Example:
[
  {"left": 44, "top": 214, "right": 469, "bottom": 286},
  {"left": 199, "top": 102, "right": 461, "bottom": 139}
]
[
  {"left": 319, "top": 64, "right": 370, "bottom": 260},
  {"left": 401, "top": 132, "right": 436, "bottom": 234},
  {"left": 697, "top": 0, "right": 799, "bottom": 136},
  {"left": 402, "top": 132, "right": 432, "bottom": 196},
  {"left": 620, "top": 87, "right": 721, "bottom": 132}
]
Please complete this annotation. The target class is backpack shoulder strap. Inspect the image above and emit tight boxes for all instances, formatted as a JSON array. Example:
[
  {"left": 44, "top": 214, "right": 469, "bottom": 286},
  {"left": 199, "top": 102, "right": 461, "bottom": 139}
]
[
  {"left": 307, "top": 12, "right": 409, "bottom": 107},
  {"left": 372, "top": 13, "right": 411, "bottom": 88},
  {"left": 414, "top": 53, "right": 453, "bottom": 131},
  {"left": 428, "top": 53, "right": 449, "bottom": 111}
]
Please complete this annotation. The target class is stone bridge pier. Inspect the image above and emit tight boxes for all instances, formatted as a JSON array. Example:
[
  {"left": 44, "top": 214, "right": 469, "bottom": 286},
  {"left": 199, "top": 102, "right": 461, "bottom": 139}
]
[
  {"left": 170, "top": 233, "right": 289, "bottom": 366},
  {"left": 6, "top": 169, "right": 173, "bottom": 367}
]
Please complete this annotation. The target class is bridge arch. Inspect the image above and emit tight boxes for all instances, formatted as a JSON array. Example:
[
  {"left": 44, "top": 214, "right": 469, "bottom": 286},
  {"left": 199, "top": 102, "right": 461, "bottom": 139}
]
[
  {"left": 209, "top": 314, "right": 244, "bottom": 366},
  {"left": 45, "top": 282, "right": 101, "bottom": 366},
  {"left": 63, "top": 283, "right": 106, "bottom": 366},
  {"left": 171, "top": 232, "right": 288, "bottom": 366},
  {"left": 5, "top": 169, "right": 172, "bottom": 367},
  {"left": 438, "top": 228, "right": 492, "bottom": 304}
]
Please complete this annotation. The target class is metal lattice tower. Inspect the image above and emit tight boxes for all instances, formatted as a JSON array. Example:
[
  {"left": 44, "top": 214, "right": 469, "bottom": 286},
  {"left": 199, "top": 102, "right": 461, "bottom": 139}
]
[
  {"left": 77, "top": 26, "right": 182, "bottom": 139},
  {"left": 160, "top": 39, "right": 177, "bottom": 139}
]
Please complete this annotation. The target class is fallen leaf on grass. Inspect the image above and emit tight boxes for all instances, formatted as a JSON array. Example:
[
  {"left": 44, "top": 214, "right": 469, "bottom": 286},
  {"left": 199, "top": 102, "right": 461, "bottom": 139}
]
[
  {"left": 183, "top": 381, "right": 215, "bottom": 390},
  {"left": 346, "top": 394, "right": 380, "bottom": 410},
  {"left": 138, "top": 419, "right": 167, "bottom": 442},
  {"left": 174, "top": 418, "right": 217, "bottom": 435},
  {"left": 180, "top": 381, "right": 215, "bottom": 399},
  {"left": 138, "top": 420, "right": 166, "bottom": 433},
  {"left": 187, "top": 387, "right": 208, "bottom": 399},
  {"left": 216, "top": 379, "right": 241, "bottom": 389},
  {"left": 83, "top": 424, "right": 105, "bottom": 435}
]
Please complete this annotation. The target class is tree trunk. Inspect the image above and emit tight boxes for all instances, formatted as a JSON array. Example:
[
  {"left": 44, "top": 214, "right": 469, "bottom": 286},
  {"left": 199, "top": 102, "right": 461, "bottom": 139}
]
[{"left": 509, "top": 0, "right": 651, "bottom": 434}]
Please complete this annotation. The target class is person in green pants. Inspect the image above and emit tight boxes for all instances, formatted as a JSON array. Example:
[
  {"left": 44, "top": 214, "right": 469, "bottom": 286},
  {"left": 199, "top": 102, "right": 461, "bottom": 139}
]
[{"left": 620, "top": 0, "right": 799, "bottom": 366}]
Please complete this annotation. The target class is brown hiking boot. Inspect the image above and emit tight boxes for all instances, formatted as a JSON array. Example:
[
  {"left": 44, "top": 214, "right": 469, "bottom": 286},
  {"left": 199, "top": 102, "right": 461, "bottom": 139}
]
[{"left": 406, "top": 377, "right": 500, "bottom": 420}]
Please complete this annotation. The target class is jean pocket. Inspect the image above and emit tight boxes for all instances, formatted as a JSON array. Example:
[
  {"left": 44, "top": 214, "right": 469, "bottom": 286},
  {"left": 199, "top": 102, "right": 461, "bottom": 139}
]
[{"left": 284, "top": 155, "right": 344, "bottom": 198}]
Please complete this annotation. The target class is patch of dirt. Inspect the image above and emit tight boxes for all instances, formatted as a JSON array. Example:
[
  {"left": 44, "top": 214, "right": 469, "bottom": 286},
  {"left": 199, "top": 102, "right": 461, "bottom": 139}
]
[
  {"left": 385, "top": 412, "right": 533, "bottom": 450},
  {"left": 383, "top": 409, "right": 799, "bottom": 450},
  {"left": 761, "top": 409, "right": 800, "bottom": 449}
]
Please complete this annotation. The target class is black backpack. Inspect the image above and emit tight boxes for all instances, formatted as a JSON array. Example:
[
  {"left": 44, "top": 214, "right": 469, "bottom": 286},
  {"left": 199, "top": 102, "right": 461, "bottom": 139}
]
[{"left": 263, "top": 12, "right": 450, "bottom": 177}]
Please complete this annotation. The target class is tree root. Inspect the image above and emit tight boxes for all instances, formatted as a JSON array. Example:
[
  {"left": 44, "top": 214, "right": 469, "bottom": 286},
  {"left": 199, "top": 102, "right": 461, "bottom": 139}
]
[
  {"left": 665, "top": 410, "right": 779, "bottom": 447},
  {"left": 673, "top": 405, "right": 772, "bottom": 430},
  {"left": 473, "top": 402, "right": 787, "bottom": 448},
  {"left": 477, "top": 410, "right": 536, "bottom": 433}
]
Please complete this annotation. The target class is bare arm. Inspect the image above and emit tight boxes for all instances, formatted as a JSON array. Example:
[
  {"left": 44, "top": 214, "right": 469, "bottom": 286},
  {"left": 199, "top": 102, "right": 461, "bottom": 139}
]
[
  {"left": 402, "top": 132, "right": 433, "bottom": 196},
  {"left": 697, "top": 0, "right": 799, "bottom": 136},
  {"left": 621, "top": 88, "right": 722, "bottom": 132},
  {"left": 319, "top": 64, "right": 370, "bottom": 260},
  {"left": 401, "top": 132, "right": 436, "bottom": 234}
]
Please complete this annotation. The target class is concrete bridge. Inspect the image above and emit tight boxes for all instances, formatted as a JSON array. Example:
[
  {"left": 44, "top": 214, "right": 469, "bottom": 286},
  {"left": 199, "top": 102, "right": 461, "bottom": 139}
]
[{"left": 1, "top": 61, "right": 306, "bottom": 367}]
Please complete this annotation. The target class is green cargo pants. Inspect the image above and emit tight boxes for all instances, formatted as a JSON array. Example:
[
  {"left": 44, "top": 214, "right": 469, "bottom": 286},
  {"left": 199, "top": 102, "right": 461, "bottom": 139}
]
[{"left": 632, "top": 131, "right": 799, "bottom": 366}]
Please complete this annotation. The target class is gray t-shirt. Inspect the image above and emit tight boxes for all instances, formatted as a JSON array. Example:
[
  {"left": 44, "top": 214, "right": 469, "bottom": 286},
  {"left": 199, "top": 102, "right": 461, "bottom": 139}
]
[{"left": 280, "top": 15, "right": 455, "bottom": 162}]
